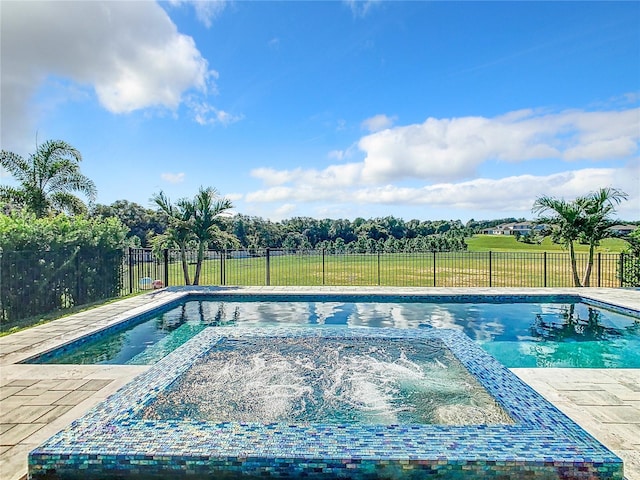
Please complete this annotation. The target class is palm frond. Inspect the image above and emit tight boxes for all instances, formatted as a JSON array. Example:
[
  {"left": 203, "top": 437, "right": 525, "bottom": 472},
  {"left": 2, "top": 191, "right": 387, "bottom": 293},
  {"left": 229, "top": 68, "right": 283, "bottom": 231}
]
[
  {"left": 50, "top": 192, "right": 88, "bottom": 216},
  {"left": 49, "top": 170, "right": 97, "bottom": 199},
  {"left": 0, "top": 151, "right": 31, "bottom": 184},
  {"left": 0, "top": 185, "right": 27, "bottom": 207}
]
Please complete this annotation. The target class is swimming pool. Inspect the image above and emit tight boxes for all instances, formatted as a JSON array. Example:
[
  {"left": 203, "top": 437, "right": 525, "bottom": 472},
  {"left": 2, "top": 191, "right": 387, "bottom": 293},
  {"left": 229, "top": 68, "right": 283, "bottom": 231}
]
[{"left": 25, "top": 294, "right": 640, "bottom": 368}]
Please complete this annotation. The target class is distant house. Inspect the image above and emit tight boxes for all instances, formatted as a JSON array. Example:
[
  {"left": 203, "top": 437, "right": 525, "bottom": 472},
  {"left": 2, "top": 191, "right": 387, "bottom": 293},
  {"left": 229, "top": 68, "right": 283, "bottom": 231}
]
[
  {"left": 481, "top": 222, "right": 545, "bottom": 236},
  {"left": 607, "top": 224, "right": 638, "bottom": 237}
]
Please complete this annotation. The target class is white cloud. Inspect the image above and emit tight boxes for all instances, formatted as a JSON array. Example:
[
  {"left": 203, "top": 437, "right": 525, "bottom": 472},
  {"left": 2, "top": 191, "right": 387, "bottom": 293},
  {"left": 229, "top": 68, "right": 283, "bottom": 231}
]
[
  {"left": 243, "top": 106, "right": 639, "bottom": 218},
  {"left": 563, "top": 138, "right": 637, "bottom": 161},
  {"left": 0, "top": 1, "right": 217, "bottom": 151},
  {"left": 244, "top": 164, "right": 640, "bottom": 217},
  {"left": 559, "top": 109, "right": 640, "bottom": 160},
  {"left": 189, "top": 100, "right": 243, "bottom": 126},
  {"left": 257, "top": 107, "right": 637, "bottom": 188},
  {"left": 361, "top": 114, "right": 396, "bottom": 133},
  {"left": 356, "top": 108, "right": 639, "bottom": 183},
  {"left": 352, "top": 168, "right": 634, "bottom": 209},
  {"left": 225, "top": 193, "right": 244, "bottom": 202},
  {"left": 161, "top": 172, "right": 186, "bottom": 184},
  {"left": 167, "top": 0, "right": 229, "bottom": 28},
  {"left": 250, "top": 168, "right": 302, "bottom": 187},
  {"left": 328, "top": 150, "right": 347, "bottom": 161},
  {"left": 251, "top": 164, "right": 364, "bottom": 188},
  {"left": 343, "top": 0, "right": 381, "bottom": 17},
  {"left": 246, "top": 186, "right": 296, "bottom": 203},
  {"left": 268, "top": 38, "right": 280, "bottom": 49},
  {"left": 328, "top": 143, "right": 358, "bottom": 161},
  {"left": 274, "top": 204, "right": 297, "bottom": 219}
]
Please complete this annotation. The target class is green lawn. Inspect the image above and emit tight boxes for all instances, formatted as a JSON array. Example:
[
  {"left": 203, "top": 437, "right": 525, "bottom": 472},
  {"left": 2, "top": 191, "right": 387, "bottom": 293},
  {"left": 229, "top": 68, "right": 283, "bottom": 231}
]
[
  {"left": 121, "top": 235, "right": 632, "bottom": 292},
  {"left": 147, "top": 248, "right": 624, "bottom": 290},
  {"left": 466, "top": 235, "right": 629, "bottom": 253}
]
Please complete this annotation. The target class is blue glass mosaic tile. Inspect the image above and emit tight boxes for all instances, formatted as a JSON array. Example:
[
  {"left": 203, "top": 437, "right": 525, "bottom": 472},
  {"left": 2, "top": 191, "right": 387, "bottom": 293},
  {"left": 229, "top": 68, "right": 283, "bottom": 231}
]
[{"left": 28, "top": 326, "right": 623, "bottom": 479}]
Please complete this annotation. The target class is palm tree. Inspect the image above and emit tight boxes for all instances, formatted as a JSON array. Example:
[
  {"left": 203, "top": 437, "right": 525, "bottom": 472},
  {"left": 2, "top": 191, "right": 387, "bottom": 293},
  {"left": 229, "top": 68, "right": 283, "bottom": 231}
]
[
  {"left": 185, "top": 187, "right": 234, "bottom": 285},
  {"left": 532, "top": 195, "right": 584, "bottom": 286},
  {"left": 151, "top": 187, "right": 235, "bottom": 285},
  {"left": 0, "top": 140, "right": 97, "bottom": 217},
  {"left": 533, "top": 188, "right": 628, "bottom": 287},
  {"left": 577, "top": 188, "right": 627, "bottom": 286},
  {"left": 151, "top": 191, "right": 194, "bottom": 285}
]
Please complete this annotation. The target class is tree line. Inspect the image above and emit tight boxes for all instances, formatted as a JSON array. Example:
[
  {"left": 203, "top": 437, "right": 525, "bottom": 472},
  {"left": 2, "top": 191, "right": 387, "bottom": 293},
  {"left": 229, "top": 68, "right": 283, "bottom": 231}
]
[
  {"left": 1, "top": 139, "right": 637, "bottom": 289},
  {"left": 90, "top": 203, "right": 471, "bottom": 252}
]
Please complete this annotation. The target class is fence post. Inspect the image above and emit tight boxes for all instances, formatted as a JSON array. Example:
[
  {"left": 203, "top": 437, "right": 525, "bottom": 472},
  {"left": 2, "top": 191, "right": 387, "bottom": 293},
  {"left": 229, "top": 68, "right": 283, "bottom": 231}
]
[
  {"left": 620, "top": 253, "right": 625, "bottom": 287},
  {"left": 543, "top": 252, "right": 547, "bottom": 288},
  {"left": 488, "top": 251, "right": 492, "bottom": 287},
  {"left": 597, "top": 252, "right": 601, "bottom": 287},
  {"left": 265, "top": 248, "right": 271, "bottom": 286},
  {"left": 75, "top": 247, "right": 81, "bottom": 303},
  {"left": 433, "top": 251, "right": 437, "bottom": 287},
  {"left": 163, "top": 249, "right": 169, "bottom": 287},
  {"left": 322, "top": 249, "right": 326, "bottom": 286},
  {"left": 220, "top": 251, "right": 224, "bottom": 286},
  {"left": 377, "top": 251, "right": 381, "bottom": 286},
  {"left": 128, "top": 247, "right": 134, "bottom": 294}
]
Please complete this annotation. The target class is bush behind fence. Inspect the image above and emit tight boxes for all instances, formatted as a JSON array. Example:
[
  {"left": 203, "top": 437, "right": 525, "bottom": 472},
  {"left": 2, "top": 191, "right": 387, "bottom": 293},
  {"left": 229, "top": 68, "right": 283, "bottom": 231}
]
[{"left": 0, "top": 247, "right": 123, "bottom": 325}]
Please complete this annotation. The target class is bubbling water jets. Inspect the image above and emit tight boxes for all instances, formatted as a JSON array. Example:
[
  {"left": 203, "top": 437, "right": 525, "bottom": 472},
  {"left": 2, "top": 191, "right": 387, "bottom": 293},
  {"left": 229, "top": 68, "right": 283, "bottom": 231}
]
[
  {"left": 146, "top": 349, "right": 314, "bottom": 423},
  {"left": 321, "top": 349, "right": 427, "bottom": 424},
  {"left": 140, "top": 336, "right": 513, "bottom": 425}
]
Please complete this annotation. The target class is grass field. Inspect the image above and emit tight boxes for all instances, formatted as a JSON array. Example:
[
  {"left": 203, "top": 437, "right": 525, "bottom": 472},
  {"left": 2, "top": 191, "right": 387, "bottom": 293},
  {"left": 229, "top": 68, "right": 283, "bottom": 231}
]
[
  {"left": 466, "top": 235, "right": 629, "bottom": 253},
  {"left": 126, "top": 240, "right": 629, "bottom": 292}
]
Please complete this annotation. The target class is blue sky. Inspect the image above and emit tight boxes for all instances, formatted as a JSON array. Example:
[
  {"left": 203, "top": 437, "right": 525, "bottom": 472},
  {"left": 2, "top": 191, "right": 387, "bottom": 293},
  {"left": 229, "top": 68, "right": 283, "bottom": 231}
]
[{"left": 1, "top": 0, "right": 639, "bottom": 222}]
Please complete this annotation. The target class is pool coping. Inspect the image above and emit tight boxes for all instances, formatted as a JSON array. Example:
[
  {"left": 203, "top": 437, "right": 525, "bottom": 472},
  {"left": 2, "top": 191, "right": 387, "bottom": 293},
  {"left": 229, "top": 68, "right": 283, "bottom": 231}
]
[{"left": 28, "top": 326, "right": 624, "bottom": 478}]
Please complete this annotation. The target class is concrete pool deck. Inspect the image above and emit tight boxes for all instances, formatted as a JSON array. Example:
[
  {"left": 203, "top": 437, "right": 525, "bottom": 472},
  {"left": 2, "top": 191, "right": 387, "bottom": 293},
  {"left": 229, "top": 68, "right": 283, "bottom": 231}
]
[{"left": 1, "top": 287, "right": 639, "bottom": 480}]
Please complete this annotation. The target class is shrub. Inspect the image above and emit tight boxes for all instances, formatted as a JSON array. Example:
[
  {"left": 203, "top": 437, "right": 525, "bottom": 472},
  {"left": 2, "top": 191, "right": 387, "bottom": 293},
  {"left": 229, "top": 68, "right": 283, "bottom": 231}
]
[{"left": 0, "top": 211, "right": 129, "bottom": 324}]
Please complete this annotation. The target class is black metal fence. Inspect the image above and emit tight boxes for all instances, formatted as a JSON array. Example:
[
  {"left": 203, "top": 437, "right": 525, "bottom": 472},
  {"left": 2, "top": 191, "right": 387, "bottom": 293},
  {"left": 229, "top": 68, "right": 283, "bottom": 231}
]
[
  {"left": 123, "top": 248, "right": 632, "bottom": 293},
  {"left": 1, "top": 247, "right": 635, "bottom": 328},
  {"left": 0, "top": 247, "right": 124, "bottom": 326}
]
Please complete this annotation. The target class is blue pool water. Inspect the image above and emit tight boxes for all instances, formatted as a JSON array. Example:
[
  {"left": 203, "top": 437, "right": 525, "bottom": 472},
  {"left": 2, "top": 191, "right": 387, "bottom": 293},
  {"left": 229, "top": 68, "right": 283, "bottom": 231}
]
[{"left": 28, "top": 295, "right": 640, "bottom": 368}]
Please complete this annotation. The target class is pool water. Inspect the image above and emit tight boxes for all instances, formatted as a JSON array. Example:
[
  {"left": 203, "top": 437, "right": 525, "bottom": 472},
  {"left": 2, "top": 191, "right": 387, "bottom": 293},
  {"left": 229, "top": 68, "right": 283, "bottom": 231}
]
[
  {"left": 139, "top": 336, "right": 512, "bottom": 425},
  {"left": 29, "top": 297, "right": 640, "bottom": 368}
]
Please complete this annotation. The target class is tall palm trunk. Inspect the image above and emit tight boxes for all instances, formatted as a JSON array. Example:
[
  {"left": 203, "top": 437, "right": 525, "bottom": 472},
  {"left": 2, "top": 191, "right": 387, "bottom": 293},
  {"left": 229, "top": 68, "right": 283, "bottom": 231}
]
[
  {"left": 193, "top": 242, "right": 205, "bottom": 285},
  {"left": 179, "top": 243, "right": 191, "bottom": 285},
  {"left": 568, "top": 243, "right": 582, "bottom": 287},
  {"left": 582, "top": 245, "right": 595, "bottom": 287}
]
